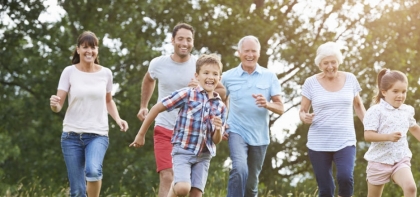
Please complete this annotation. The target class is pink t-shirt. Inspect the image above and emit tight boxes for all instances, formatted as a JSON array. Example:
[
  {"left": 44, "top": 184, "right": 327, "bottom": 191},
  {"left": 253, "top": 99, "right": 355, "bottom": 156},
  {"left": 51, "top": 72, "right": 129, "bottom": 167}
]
[{"left": 58, "top": 65, "right": 113, "bottom": 135}]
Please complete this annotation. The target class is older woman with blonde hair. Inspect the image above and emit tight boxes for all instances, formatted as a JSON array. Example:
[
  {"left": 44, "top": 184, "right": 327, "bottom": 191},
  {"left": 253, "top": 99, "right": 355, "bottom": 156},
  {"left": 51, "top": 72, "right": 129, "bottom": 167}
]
[{"left": 299, "top": 41, "right": 366, "bottom": 197}]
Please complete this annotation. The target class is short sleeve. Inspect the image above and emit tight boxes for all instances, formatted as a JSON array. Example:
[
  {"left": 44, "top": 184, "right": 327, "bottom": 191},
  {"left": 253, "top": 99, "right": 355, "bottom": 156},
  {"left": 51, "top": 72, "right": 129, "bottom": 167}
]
[
  {"left": 148, "top": 58, "right": 158, "bottom": 80},
  {"left": 57, "top": 66, "right": 72, "bottom": 92},
  {"left": 301, "top": 77, "right": 312, "bottom": 101},
  {"left": 269, "top": 72, "right": 281, "bottom": 97},
  {"left": 105, "top": 68, "right": 113, "bottom": 93},
  {"left": 408, "top": 106, "right": 417, "bottom": 128},
  {"left": 363, "top": 106, "right": 380, "bottom": 132},
  {"left": 350, "top": 73, "right": 362, "bottom": 96}
]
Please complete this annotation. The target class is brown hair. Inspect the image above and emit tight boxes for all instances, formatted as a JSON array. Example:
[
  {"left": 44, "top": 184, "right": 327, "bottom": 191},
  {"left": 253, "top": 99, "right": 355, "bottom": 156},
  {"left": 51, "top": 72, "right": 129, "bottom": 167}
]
[
  {"left": 373, "top": 68, "right": 407, "bottom": 103},
  {"left": 196, "top": 54, "right": 223, "bottom": 74},
  {"left": 71, "top": 31, "right": 99, "bottom": 64},
  {"left": 172, "top": 23, "right": 194, "bottom": 39}
]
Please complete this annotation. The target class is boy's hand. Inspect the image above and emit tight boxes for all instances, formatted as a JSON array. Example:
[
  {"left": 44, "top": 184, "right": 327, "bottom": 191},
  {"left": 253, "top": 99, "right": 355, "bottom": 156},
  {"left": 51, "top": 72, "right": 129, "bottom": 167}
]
[
  {"left": 213, "top": 117, "right": 222, "bottom": 130},
  {"left": 129, "top": 133, "right": 145, "bottom": 148},
  {"left": 388, "top": 132, "right": 402, "bottom": 142}
]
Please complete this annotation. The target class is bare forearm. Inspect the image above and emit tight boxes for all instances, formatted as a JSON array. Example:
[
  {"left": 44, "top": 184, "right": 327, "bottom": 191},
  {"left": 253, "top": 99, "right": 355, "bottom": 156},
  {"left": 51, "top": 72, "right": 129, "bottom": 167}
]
[
  {"left": 212, "top": 129, "right": 223, "bottom": 144},
  {"left": 409, "top": 125, "right": 420, "bottom": 141},
  {"left": 138, "top": 103, "right": 166, "bottom": 136},
  {"left": 107, "top": 100, "right": 122, "bottom": 122},
  {"left": 354, "top": 106, "right": 366, "bottom": 122},
  {"left": 266, "top": 101, "right": 284, "bottom": 115},
  {"left": 140, "top": 73, "right": 155, "bottom": 109},
  {"left": 364, "top": 131, "right": 389, "bottom": 142}
]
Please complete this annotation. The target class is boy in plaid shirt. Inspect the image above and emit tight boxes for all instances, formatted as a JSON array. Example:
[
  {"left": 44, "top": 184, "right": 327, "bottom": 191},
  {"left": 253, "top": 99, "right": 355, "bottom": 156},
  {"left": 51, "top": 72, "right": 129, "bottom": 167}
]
[{"left": 130, "top": 53, "right": 227, "bottom": 197}]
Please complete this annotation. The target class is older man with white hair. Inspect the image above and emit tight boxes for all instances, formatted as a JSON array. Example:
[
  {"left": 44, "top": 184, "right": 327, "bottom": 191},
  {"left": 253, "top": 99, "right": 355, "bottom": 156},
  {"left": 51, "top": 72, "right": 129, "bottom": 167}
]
[{"left": 222, "top": 35, "right": 285, "bottom": 197}]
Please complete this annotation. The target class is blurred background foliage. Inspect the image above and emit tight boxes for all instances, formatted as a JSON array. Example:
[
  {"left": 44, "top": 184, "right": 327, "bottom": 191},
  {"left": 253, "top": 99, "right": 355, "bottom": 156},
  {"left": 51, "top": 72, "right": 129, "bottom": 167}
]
[{"left": 1, "top": 0, "right": 420, "bottom": 196}]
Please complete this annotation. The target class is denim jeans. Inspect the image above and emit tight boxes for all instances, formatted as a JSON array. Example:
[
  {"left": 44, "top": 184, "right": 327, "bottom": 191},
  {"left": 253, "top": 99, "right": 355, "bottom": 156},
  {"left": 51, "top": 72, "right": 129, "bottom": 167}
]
[
  {"left": 227, "top": 132, "right": 267, "bottom": 197},
  {"left": 308, "top": 145, "right": 356, "bottom": 197},
  {"left": 61, "top": 132, "right": 109, "bottom": 197}
]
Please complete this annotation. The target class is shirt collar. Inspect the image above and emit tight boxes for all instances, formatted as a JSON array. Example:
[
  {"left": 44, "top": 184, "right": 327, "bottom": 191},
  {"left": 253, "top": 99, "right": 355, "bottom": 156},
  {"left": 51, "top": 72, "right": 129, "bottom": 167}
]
[
  {"left": 195, "top": 86, "right": 222, "bottom": 100},
  {"left": 380, "top": 98, "right": 406, "bottom": 110},
  {"left": 237, "top": 63, "right": 262, "bottom": 75}
]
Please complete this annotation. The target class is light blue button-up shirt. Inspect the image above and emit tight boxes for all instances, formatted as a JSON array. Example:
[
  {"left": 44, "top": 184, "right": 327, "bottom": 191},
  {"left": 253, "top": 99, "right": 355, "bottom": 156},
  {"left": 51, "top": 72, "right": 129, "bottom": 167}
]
[{"left": 222, "top": 64, "right": 281, "bottom": 146}]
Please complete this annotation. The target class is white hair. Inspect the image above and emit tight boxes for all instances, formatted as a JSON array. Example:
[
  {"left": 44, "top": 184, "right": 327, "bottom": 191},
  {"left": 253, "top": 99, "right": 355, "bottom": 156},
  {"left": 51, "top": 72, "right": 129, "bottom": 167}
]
[
  {"left": 314, "top": 41, "right": 344, "bottom": 66},
  {"left": 237, "top": 35, "right": 261, "bottom": 52}
]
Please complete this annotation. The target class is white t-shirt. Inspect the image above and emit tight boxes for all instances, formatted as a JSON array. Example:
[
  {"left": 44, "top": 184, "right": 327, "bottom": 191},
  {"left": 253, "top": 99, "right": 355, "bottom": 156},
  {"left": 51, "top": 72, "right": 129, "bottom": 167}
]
[
  {"left": 363, "top": 99, "right": 416, "bottom": 164},
  {"left": 148, "top": 55, "right": 197, "bottom": 130},
  {"left": 302, "top": 72, "right": 361, "bottom": 151},
  {"left": 58, "top": 65, "right": 113, "bottom": 136}
]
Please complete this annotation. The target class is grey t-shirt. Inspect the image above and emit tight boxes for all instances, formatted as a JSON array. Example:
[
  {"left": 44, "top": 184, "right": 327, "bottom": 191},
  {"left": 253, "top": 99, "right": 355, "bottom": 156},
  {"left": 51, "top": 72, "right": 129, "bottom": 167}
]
[{"left": 148, "top": 55, "right": 197, "bottom": 130}]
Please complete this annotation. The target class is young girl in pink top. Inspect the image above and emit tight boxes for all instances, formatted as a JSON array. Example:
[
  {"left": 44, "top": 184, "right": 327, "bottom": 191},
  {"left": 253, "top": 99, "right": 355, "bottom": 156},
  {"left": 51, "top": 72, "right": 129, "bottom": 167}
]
[{"left": 364, "top": 68, "right": 420, "bottom": 197}]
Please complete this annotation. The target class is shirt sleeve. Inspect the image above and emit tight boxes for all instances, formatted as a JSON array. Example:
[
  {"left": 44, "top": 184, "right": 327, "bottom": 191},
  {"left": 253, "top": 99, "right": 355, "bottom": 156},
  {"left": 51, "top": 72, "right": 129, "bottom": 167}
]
[
  {"left": 350, "top": 73, "right": 362, "bottom": 97},
  {"left": 301, "top": 77, "right": 312, "bottom": 101},
  {"left": 363, "top": 106, "right": 380, "bottom": 132},
  {"left": 161, "top": 88, "right": 190, "bottom": 112},
  {"left": 408, "top": 106, "right": 417, "bottom": 128},
  {"left": 57, "top": 66, "right": 72, "bottom": 92},
  {"left": 106, "top": 68, "right": 113, "bottom": 93},
  {"left": 148, "top": 58, "right": 158, "bottom": 80},
  {"left": 269, "top": 72, "right": 281, "bottom": 97}
]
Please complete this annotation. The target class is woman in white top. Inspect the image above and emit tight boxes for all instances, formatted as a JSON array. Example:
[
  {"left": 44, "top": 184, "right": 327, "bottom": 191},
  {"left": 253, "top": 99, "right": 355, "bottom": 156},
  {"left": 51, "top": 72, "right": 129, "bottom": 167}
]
[
  {"left": 49, "top": 31, "right": 128, "bottom": 197},
  {"left": 364, "top": 69, "right": 420, "bottom": 197},
  {"left": 299, "top": 41, "right": 366, "bottom": 197}
]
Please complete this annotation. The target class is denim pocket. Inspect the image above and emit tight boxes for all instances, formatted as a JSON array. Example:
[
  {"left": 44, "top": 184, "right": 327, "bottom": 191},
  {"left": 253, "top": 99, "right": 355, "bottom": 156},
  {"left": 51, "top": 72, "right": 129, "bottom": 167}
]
[{"left": 60, "top": 132, "right": 70, "bottom": 141}]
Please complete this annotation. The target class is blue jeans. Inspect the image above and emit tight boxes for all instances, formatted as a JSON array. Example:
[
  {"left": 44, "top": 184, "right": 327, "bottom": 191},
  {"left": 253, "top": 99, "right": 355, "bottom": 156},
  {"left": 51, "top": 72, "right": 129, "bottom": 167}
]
[
  {"left": 227, "top": 133, "right": 267, "bottom": 197},
  {"left": 61, "top": 132, "right": 109, "bottom": 197},
  {"left": 308, "top": 146, "right": 356, "bottom": 197}
]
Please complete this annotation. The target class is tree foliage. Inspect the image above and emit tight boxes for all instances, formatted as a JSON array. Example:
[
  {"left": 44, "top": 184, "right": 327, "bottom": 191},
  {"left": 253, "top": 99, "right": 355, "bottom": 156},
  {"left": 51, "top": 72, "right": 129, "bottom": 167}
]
[{"left": 2, "top": 0, "right": 420, "bottom": 196}]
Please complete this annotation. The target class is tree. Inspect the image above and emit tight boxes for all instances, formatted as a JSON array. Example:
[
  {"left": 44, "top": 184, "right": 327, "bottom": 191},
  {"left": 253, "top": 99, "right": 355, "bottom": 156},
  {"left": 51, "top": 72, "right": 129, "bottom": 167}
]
[{"left": 2, "top": 0, "right": 420, "bottom": 196}]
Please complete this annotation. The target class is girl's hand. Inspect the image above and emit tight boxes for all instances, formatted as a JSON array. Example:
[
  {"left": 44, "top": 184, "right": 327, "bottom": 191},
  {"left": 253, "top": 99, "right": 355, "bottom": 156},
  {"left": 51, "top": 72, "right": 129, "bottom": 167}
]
[{"left": 388, "top": 132, "right": 402, "bottom": 142}]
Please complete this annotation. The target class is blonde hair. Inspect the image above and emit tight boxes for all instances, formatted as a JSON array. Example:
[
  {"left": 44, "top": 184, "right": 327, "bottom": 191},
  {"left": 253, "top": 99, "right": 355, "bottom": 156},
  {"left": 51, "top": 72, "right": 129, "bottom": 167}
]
[{"left": 196, "top": 54, "right": 223, "bottom": 74}]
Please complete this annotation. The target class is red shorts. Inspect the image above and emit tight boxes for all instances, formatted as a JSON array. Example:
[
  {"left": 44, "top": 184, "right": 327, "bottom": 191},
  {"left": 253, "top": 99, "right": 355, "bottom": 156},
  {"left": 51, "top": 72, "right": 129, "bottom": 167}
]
[{"left": 154, "top": 125, "right": 173, "bottom": 172}]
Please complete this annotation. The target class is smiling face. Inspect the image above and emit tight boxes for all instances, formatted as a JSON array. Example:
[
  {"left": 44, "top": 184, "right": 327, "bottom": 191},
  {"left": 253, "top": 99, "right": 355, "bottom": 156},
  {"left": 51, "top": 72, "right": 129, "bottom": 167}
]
[
  {"left": 195, "top": 63, "right": 221, "bottom": 94},
  {"left": 238, "top": 38, "right": 260, "bottom": 71},
  {"left": 76, "top": 42, "right": 98, "bottom": 64},
  {"left": 381, "top": 80, "right": 407, "bottom": 108},
  {"left": 319, "top": 55, "right": 339, "bottom": 78},
  {"left": 171, "top": 28, "right": 194, "bottom": 61}
]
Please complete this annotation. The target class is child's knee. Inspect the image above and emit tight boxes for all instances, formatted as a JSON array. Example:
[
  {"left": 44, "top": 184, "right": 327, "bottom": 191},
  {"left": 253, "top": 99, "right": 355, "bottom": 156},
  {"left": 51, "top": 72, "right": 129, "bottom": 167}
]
[
  {"left": 403, "top": 183, "right": 416, "bottom": 194},
  {"left": 173, "top": 182, "right": 191, "bottom": 196}
]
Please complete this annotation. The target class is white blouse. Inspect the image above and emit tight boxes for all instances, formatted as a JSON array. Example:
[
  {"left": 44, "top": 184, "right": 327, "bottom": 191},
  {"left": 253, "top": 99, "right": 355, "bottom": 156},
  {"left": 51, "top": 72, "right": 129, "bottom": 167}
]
[{"left": 363, "top": 99, "right": 417, "bottom": 164}]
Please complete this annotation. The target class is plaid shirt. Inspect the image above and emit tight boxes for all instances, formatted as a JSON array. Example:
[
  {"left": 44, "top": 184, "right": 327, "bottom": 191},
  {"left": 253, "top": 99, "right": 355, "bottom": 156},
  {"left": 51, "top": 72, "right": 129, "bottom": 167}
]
[{"left": 162, "top": 86, "right": 227, "bottom": 156}]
